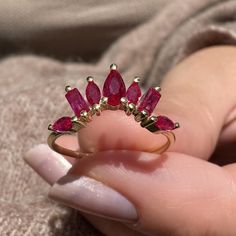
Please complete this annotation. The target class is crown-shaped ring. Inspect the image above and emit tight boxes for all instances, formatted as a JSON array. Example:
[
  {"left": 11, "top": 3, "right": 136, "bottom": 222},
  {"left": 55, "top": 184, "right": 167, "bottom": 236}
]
[{"left": 47, "top": 64, "right": 179, "bottom": 158}]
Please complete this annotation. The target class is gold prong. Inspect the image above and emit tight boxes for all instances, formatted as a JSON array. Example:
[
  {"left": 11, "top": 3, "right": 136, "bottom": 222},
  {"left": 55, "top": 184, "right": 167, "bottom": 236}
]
[
  {"left": 120, "top": 97, "right": 128, "bottom": 104},
  {"left": 100, "top": 97, "right": 108, "bottom": 111},
  {"left": 81, "top": 111, "right": 88, "bottom": 117},
  {"left": 86, "top": 76, "right": 94, "bottom": 82},
  {"left": 134, "top": 76, "right": 140, "bottom": 83},
  {"left": 71, "top": 116, "right": 78, "bottom": 122},
  {"left": 140, "top": 116, "right": 157, "bottom": 127},
  {"left": 79, "top": 111, "right": 91, "bottom": 122},
  {"left": 135, "top": 110, "right": 148, "bottom": 122},
  {"left": 92, "top": 104, "right": 101, "bottom": 116},
  {"left": 120, "top": 97, "right": 128, "bottom": 110},
  {"left": 125, "top": 103, "right": 136, "bottom": 116},
  {"left": 48, "top": 124, "right": 53, "bottom": 131},
  {"left": 175, "top": 122, "right": 180, "bottom": 129},
  {"left": 65, "top": 85, "right": 72, "bottom": 92},
  {"left": 110, "top": 63, "right": 117, "bottom": 70},
  {"left": 154, "top": 86, "right": 161, "bottom": 92},
  {"left": 128, "top": 103, "right": 136, "bottom": 112},
  {"left": 100, "top": 97, "right": 108, "bottom": 105}
]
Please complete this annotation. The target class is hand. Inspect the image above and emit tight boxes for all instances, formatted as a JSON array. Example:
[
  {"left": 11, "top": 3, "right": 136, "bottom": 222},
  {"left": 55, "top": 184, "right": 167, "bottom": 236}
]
[{"left": 25, "top": 46, "right": 236, "bottom": 236}]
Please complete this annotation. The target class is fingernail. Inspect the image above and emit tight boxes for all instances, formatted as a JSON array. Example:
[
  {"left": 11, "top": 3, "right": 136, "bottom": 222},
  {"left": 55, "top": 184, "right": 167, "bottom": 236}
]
[
  {"left": 49, "top": 175, "right": 138, "bottom": 223},
  {"left": 24, "top": 144, "right": 72, "bottom": 185}
]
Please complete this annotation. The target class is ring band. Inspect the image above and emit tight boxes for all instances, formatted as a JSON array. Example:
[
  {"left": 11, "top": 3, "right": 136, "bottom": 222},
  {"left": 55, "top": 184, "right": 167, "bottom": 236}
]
[
  {"left": 47, "top": 64, "right": 179, "bottom": 158},
  {"left": 47, "top": 127, "right": 176, "bottom": 159}
]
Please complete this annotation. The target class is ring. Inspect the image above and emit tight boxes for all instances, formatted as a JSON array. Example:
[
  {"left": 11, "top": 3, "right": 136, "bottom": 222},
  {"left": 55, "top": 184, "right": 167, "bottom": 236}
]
[{"left": 47, "top": 64, "right": 180, "bottom": 158}]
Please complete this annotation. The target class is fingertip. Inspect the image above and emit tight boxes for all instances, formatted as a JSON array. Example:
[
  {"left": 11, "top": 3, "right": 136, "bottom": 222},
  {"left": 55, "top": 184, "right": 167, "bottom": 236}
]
[
  {"left": 24, "top": 144, "right": 72, "bottom": 185},
  {"left": 24, "top": 144, "right": 48, "bottom": 164}
]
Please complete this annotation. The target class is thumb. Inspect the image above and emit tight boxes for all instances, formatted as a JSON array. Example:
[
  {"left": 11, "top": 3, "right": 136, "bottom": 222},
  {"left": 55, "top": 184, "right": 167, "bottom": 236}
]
[
  {"left": 48, "top": 150, "right": 236, "bottom": 235},
  {"left": 78, "top": 46, "right": 236, "bottom": 160}
]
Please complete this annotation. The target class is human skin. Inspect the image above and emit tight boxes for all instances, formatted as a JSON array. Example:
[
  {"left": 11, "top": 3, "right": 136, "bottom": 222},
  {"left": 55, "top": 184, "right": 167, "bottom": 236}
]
[{"left": 25, "top": 46, "right": 236, "bottom": 236}]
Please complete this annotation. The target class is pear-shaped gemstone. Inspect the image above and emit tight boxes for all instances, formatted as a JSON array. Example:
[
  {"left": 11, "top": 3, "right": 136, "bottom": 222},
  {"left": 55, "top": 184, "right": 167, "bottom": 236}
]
[{"left": 103, "top": 70, "right": 126, "bottom": 106}]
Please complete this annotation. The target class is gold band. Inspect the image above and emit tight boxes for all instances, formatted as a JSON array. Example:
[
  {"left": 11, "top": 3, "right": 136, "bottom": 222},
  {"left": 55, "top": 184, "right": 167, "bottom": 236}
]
[{"left": 47, "top": 128, "right": 175, "bottom": 159}]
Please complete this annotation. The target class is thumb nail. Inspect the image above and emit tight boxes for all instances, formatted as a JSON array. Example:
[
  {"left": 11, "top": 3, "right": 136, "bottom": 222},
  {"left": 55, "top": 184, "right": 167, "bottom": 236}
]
[{"left": 49, "top": 175, "right": 138, "bottom": 223}]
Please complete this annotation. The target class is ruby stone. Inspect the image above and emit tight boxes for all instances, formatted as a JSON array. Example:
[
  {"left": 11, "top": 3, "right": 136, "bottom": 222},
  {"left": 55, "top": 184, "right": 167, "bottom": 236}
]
[
  {"left": 65, "top": 88, "right": 89, "bottom": 117},
  {"left": 126, "top": 81, "right": 141, "bottom": 104},
  {"left": 52, "top": 117, "right": 72, "bottom": 132},
  {"left": 154, "top": 116, "right": 175, "bottom": 130},
  {"left": 103, "top": 70, "right": 126, "bottom": 106},
  {"left": 137, "top": 88, "right": 161, "bottom": 115},
  {"left": 86, "top": 81, "right": 101, "bottom": 105}
]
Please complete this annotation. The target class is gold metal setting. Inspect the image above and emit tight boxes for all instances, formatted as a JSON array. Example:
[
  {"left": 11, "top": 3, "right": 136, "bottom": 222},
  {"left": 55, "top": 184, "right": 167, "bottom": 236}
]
[
  {"left": 65, "top": 85, "right": 72, "bottom": 92},
  {"left": 110, "top": 63, "right": 118, "bottom": 70},
  {"left": 48, "top": 64, "right": 180, "bottom": 159}
]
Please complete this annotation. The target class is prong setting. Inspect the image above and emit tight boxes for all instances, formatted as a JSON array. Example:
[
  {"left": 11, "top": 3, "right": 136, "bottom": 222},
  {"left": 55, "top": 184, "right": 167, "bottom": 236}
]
[
  {"left": 92, "top": 104, "right": 101, "bottom": 116},
  {"left": 110, "top": 63, "right": 117, "bottom": 70},
  {"left": 154, "top": 86, "right": 161, "bottom": 92},
  {"left": 79, "top": 110, "right": 91, "bottom": 122},
  {"left": 120, "top": 97, "right": 128, "bottom": 110},
  {"left": 48, "top": 124, "right": 53, "bottom": 131},
  {"left": 175, "top": 122, "right": 180, "bottom": 129},
  {"left": 50, "top": 65, "right": 178, "bottom": 135},
  {"left": 134, "top": 76, "right": 140, "bottom": 83},
  {"left": 87, "top": 76, "right": 94, "bottom": 82},
  {"left": 140, "top": 116, "right": 157, "bottom": 128},
  {"left": 65, "top": 85, "right": 72, "bottom": 92},
  {"left": 71, "top": 116, "right": 78, "bottom": 122},
  {"left": 134, "top": 110, "right": 148, "bottom": 122}
]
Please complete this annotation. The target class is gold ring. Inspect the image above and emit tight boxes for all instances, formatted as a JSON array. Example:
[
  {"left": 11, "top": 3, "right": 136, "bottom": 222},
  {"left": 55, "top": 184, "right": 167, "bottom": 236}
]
[{"left": 47, "top": 64, "right": 180, "bottom": 158}]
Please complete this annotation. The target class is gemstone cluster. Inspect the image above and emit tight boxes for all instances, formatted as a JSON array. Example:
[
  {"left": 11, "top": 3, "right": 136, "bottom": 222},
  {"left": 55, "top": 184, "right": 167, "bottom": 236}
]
[{"left": 49, "top": 64, "right": 179, "bottom": 133}]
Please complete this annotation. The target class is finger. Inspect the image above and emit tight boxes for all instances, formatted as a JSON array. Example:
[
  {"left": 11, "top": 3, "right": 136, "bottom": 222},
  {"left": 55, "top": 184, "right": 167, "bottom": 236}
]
[
  {"left": 24, "top": 144, "right": 137, "bottom": 235},
  {"left": 223, "top": 163, "right": 236, "bottom": 182},
  {"left": 49, "top": 150, "right": 236, "bottom": 235},
  {"left": 84, "top": 213, "right": 145, "bottom": 236},
  {"left": 24, "top": 144, "right": 72, "bottom": 185},
  {"left": 78, "top": 46, "right": 236, "bottom": 159}
]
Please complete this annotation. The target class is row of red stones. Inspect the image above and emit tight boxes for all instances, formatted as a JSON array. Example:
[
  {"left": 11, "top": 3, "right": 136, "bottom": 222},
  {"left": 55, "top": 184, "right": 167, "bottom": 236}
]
[{"left": 52, "top": 67, "right": 175, "bottom": 132}]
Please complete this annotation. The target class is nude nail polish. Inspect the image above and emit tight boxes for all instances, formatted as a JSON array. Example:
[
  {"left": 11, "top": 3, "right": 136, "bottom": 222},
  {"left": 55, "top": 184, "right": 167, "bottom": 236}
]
[
  {"left": 49, "top": 175, "right": 138, "bottom": 223},
  {"left": 24, "top": 144, "right": 72, "bottom": 185}
]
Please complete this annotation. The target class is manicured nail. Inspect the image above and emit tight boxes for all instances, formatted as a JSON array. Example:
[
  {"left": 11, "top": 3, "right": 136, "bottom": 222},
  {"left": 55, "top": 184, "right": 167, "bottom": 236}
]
[
  {"left": 24, "top": 144, "right": 72, "bottom": 185},
  {"left": 49, "top": 175, "right": 138, "bottom": 223}
]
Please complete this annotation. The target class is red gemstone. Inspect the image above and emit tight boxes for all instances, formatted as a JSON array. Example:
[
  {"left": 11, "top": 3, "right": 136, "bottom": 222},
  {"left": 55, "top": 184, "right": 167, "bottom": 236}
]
[
  {"left": 86, "top": 81, "right": 101, "bottom": 105},
  {"left": 65, "top": 88, "right": 89, "bottom": 117},
  {"left": 103, "top": 69, "right": 126, "bottom": 106},
  {"left": 126, "top": 81, "right": 141, "bottom": 104},
  {"left": 137, "top": 88, "right": 161, "bottom": 115},
  {"left": 52, "top": 117, "right": 72, "bottom": 132},
  {"left": 154, "top": 116, "right": 175, "bottom": 130}
]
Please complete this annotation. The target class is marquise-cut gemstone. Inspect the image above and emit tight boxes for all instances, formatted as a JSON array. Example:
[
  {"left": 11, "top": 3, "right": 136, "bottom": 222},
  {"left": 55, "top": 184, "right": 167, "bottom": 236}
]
[
  {"left": 52, "top": 117, "right": 72, "bottom": 132},
  {"left": 154, "top": 116, "right": 175, "bottom": 130},
  {"left": 65, "top": 88, "right": 89, "bottom": 116},
  {"left": 137, "top": 88, "right": 161, "bottom": 115},
  {"left": 86, "top": 81, "right": 101, "bottom": 105},
  {"left": 103, "top": 70, "right": 126, "bottom": 106},
  {"left": 126, "top": 81, "right": 141, "bottom": 104}
]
